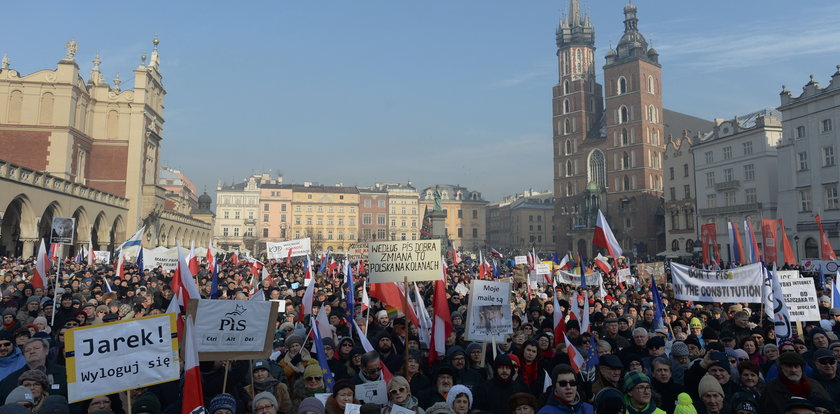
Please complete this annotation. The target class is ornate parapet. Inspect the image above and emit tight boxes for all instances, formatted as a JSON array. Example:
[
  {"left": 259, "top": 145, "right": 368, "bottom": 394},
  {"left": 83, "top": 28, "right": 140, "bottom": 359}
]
[{"left": 0, "top": 159, "right": 129, "bottom": 209}]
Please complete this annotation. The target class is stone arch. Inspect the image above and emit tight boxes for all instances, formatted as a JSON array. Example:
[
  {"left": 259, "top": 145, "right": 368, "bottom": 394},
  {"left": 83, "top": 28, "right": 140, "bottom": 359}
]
[
  {"left": 110, "top": 215, "right": 126, "bottom": 251},
  {"left": 0, "top": 194, "right": 37, "bottom": 256},
  {"left": 175, "top": 227, "right": 183, "bottom": 246},
  {"left": 166, "top": 226, "right": 175, "bottom": 248},
  {"left": 38, "top": 201, "right": 64, "bottom": 243},
  {"left": 158, "top": 225, "right": 168, "bottom": 247},
  {"left": 71, "top": 206, "right": 90, "bottom": 255},
  {"left": 91, "top": 211, "right": 110, "bottom": 250},
  {"left": 805, "top": 237, "right": 819, "bottom": 259}
]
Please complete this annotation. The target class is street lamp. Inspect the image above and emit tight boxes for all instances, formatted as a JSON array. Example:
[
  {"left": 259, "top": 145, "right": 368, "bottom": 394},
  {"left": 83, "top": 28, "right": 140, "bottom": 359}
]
[{"left": 794, "top": 235, "right": 800, "bottom": 262}]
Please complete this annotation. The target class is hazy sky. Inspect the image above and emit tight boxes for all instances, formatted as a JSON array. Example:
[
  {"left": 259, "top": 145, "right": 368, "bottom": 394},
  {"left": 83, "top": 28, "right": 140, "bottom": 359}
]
[{"left": 4, "top": 1, "right": 840, "bottom": 202}]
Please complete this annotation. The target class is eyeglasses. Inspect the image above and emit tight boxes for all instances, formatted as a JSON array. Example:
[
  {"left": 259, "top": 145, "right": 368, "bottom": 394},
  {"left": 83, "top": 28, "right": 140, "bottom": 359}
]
[
  {"left": 818, "top": 358, "right": 837, "bottom": 365},
  {"left": 90, "top": 400, "right": 111, "bottom": 407},
  {"left": 305, "top": 376, "right": 322, "bottom": 382},
  {"left": 556, "top": 380, "right": 577, "bottom": 387},
  {"left": 389, "top": 387, "right": 407, "bottom": 395},
  {"left": 634, "top": 385, "right": 652, "bottom": 392},
  {"left": 365, "top": 367, "right": 382, "bottom": 374},
  {"left": 0, "top": 342, "right": 12, "bottom": 348},
  {"left": 255, "top": 405, "right": 274, "bottom": 413},
  {"left": 342, "top": 343, "right": 353, "bottom": 347}
]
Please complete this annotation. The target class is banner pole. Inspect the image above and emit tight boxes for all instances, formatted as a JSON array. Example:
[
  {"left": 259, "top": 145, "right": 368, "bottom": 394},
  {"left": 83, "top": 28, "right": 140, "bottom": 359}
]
[
  {"left": 249, "top": 359, "right": 255, "bottom": 399},
  {"left": 50, "top": 260, "right": 61, "bottom": 326},
  {"left": 126, "top": 391, "right": 132, "bottom": 414},
  {"left": 404, "top": 276, "right": 410, "bottom": 375},
  {"left": 222, "top": 360, "right": 230, "bottom": 394}
]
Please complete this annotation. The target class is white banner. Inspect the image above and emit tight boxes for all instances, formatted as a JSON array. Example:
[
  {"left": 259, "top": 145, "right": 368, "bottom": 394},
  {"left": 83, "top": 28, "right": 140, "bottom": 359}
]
[
  {"left": 193, "top": 300, "right": 273, "bottom": 353},
  {"left": 556, "top": 270, "right": 602, "bottom": 287},
  {"left": 617, "top": 268, "right": 632, "bottom": 282},
  {"left": 801, "top": 259, "right": 840, "bottom": 273},
  {"left": 367, "top": 240, "right": 441, "bottom": 283},
  {"left": 144, "top": 248, "right": 179, "bottom": 272},
  {"left": 66, "top": 313, "right": 179, "bottom": 402},
  {"left": 534, "top": 263, "right": 551, "bottom": 275},
  {"left": 266, "top": 238, "right": 312, "bottom": 260},
  {"left": 779, "top": 277, "right": 820, "bottom": 322},
  {"left": 464, "top": 280, "right": 513, "bottom": 341},
  {"left": 93, "top": 251, "right": 110, "bottom": 264},
  {"left": 347, "top": 242, "right": 369, "bottom": 261},
  {"left": 670, "top": 262, "right": 764, "bottom": 303},
  {"left": 514, "top": 256, "right": 528, "bottom": 265}
]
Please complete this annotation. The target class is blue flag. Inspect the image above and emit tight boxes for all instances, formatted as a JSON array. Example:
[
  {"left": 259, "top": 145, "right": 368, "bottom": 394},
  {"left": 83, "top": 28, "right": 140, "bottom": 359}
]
[
  {"left": 345, "top": 260, "right": 355, "bottom": 324},
  {"left": 651, "top": 278, "right": 672, "bottom": 339},
  {"left": 493, "top": 260, "right": 500, "bottom": 279},
  {"left": 318, "top": 249, "right": 331, "bottom": 274},
  {"left": 819, "top": 265, "right": 826, "bottom": 291},
  {"left": 584, "top": 334, "right": 600, "bottom": 370},
  {"left": 136, "top": 248, "right": 144, "bottom": 276},
  {"left": 210, "top": 264, "right": 220, "bottom": 299},
  {"left": 579, "top": 255, "right": 588, "bottom": 290},
  {"left": 312, "top": 319, "right": 336, "bottom": 392}
]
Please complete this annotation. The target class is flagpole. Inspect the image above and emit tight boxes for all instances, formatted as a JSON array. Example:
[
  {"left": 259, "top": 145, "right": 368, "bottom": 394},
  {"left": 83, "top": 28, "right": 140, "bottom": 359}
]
[
  {"left": 222, "top": 361, "right": 229, "bottom": 393},
  {"left": 403, "top": 276, "right": 410, "bottom": 374},
  {"left": 50, "top": 260, "right": 61, "bottom": 326}
]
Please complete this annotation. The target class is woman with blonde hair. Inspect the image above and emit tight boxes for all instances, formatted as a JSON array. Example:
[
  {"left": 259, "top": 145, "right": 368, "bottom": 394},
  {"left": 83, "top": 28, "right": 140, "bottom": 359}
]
[{"left": 384, "top": 376, "right": 425, "bottom": 414}]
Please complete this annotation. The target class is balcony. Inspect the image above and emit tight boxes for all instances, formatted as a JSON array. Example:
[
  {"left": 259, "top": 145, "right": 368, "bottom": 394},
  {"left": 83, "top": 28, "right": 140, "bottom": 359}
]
[
  {"left": 699, "top": 202, "right": 762, "bottom": 216},
  {"left": 714, "top": 180, "right": 740, "bottom": 191},
  {"left": 244, "top": 218, "right": 256, "bottom": 225}
]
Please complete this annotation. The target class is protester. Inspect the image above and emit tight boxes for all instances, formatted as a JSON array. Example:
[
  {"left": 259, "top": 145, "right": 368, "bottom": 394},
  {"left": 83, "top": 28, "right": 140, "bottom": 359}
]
[
  {"left": 536, "top": 364, "right": 593, "bottom": 414},
  {"left": 244, "top": 360, "right": 293, "bottom": 414},
  {"left": 324, "top": 379, "right": 359, "bottom": 414}
]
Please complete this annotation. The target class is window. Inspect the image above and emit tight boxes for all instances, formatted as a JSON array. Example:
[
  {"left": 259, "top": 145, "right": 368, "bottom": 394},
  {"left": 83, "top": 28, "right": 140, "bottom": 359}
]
[
  {"left": 618, "top": 77, "right": 627, "bottom": 94},
  {"left": 263, "top": 214, "right": 269, "bottom": 222},
  {"left": 745, "top": 188, "right": 757, "bottom": 204},
  {"left": 472, "top": 228, "right": 478, "bottom": 238},
  {"left": 564, "top": 139, "right": 573, "bottom": 155},
  {"left": 566, "top": 160, "right": 574, "bottom": 176},
  {"left": 798, "top": 152, "right": 809, "bottom": 171},
  {"left": 619, "top": 106, "right": 629, "bottom": 124},
  {"left": 705, "top": 172, "right": 715, "bottom": 187},
  {"left": 364, "top": 199, "right": 371, "bottom": 208},
  {"left": 824, "top": 147, "right": 835, "bottom": 166},
  {"left": 262, "top": 228, "right": 268, "bottom": 237},
  {"left": 472, "top": 209, "right": 478, "bottom": 219},
  {"left": 743, "top": 141, "right": 753, "bottom": 155},
  {"left": 363, "top": 214, "right": 372, "bottom": 225},
  {"left": 564, "top": 119, "right": 572, "bottom": 134},
  {"left": 377, "top": 229, "right": 386, "bottom": 240},
  {"left": 647, "top": 76, "right": 655, "bottom": 94},
  {"left": 248, "top": 211, "right": 254, "bottom": 219},
  {"left": 669, "top": 187, "right": 676, "bottom": 201},
  {"left": 338, "top": 218, "right": 344, "bottom": 225},
  {"left": 281, "top": 204, "right": 287, "bottom": 211},
  {"left": 704, "top": 151, "right": 713, "bottom": 164},
  {"left": 684, "top": 185, "right": 691, "bottom": 199},
  {"left": 391, "top": 219, "right": 396, "bottom": 227},
  {"left": 671, "top": 212, "right": 679, "bottom": 230},
  {"left": 796, "top": 126, "right": 806, "bottom": 138},
  {"left": 669, "top": 167, "right": 675, "bottom": 180},
  {"left": 328, "top": 231, "right": 333, "bottom": 240},
  {"left": 235, "top": 211, "right": 240, "bottom": 219},
  {"left": 827, "top": 186, "right": 840, "bottom": 210},
  {"left": 725, "top": 191, "right": 736, "bottom": 207},
  {"left": 684, "top": 164, "right": 689, "bottom": 177},
  {"left": 563, "top": 80, "right": 570, "bottom": 94},
  {"left": 223, "top": 211, "right": 229, "bottom": 219},
  {"left": 377, "top": 215, "right": 386, "bottom": 225},
  {"left": 233, "top": 228, "right": 240, "bottom": 236},
  {"left": 306, "top": 206, "right": 312, "bottom": 212},
  {"left": 295, "top": 218, "right": 301, "bottom": 225},
  {"left": 263, "top": 203, "right": 269, "bottom": 211},
  {"left": 723, "top": 146, "right": 732, "bottom": 160},
  {"left": 223, "top": 227, "right": 229, "bottom": 236},
  {"left": 457, "top": 228, "right": 463, "bottom": 238},
  {"left": 378, "top": 200, "right": 385, "bottom": 208},
  {"left": 707, "top": 194, "right": 717, "bottom": 208},
  {"left": 306, "top": 218, "right": 312, "bottom": 225},
  {"left": 281, "top": 214, "right": 286, "bottom": 222},
  {"left": 622, "top": 152, "right": 630, "bottom": 169},
  {"left": 621, "top": 128, "right": 629, "bottom": 146},
  {"left": 744, "top": 164, "right": 755, "bottom": 181},
  {"left": 823, "top": 119, "right": 833, "bottom": 132},
  {"left": 800, "top": 189, "right": 812, "bottom": 212},
  {"left": 623, "top": 175, "right": 630, "bottom": 190},
  {"left": 338, "top": 232, "right": 344, "bottom": 240},
  {"left": 724, "top": 168, "right": 733, "bottom": 182},
  {"left": 563, "top": 99, "right": 570, "bottom": 114},
  {"left": 685, "top": 211, "right": 694, "bottom": 229},
  {"left": 295, "top": 206, "right": 301, "bottom": 212}
]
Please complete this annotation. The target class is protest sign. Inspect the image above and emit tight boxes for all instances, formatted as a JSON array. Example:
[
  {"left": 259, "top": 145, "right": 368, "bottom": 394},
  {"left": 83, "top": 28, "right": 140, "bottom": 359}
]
[
  {"left": 144, "top": 248, "right": 179, "bottom": 271},
  {"left": 266, "top": 238, "right": 312, "bottom": 260},
  {"left": 186, "top": 299, "right": 278, "bottom": 360},
  {"left": 314, "top": 393, "right": 330, "bottom": 406},
  {"left": 636, "top": 262, "right": 666, "bottom": 285},
  {"left": 776, "top": 270, "right": 800, "bottom": 280},
  {"left": 347, "top": 242, "right": 369, "bottom": 261},
  {"left": 617, "top": 268, "right": 632, "bottom": 282},
  {"left": 65, "top": 313, "right": 179, "bottom": 403},
  {"left": 455, "top": 283, "right": 469, "bottom": 297},
  {"left": 556, "top": 270, "right": 602, "bottom": 287},
  {"left": 355, "top": 381, "right": 387, "bottom": 405},
  {"left": 778, "top": 277, "right": 820, "bottom": 322},
  {"left": 389, "top": 406, "right": 415, "bottom": 414},
  {"left": 464, "top": 280, "right": 513, "bottom": 341},
  {"left": 801, "top": 259, "right": 840, "bottom": 273},
  {"left": 93, "top": 250, "right": 110, "bottom": 264},
  {"left": 670, "top": 262, "right": 764, "bottom": 303},
  {"left": 534, "top": 263, "right": 551, "bottom": 275},
  {"left": 51, "top": 217, "right": 75, "bottom": 245},
  {"left": 514, "top": 256, "right": 528, "bottom": 265},
  {"left": 344, "top": 404, "right": 361, "bottom": 414},
  {"left": 367, "top": 240, "right": 441, "bottom": 283}
]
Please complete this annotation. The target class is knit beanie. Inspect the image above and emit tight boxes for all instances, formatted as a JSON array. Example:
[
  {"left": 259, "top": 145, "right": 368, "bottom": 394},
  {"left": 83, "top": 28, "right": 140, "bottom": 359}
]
[
  {"left": 670, "top": 341, "right": 689, "bottom": 358},
  {"left": 297, "top": 397, "right": 324, "bottom": 414},
  {"left": 303, "top": 363, "right": 323, "bottom": 379},
  {"left": 285, "top": 334, "right": 304, "bottom": 348},
  {"left": 622, "top": 371, "right": 651, "bottom": 393},
  {"left": 507, "top": 392, "right": 538, "bottom": 413},
  {"left": 707, "top": 352, "right": 731, "bottom": 372},
  {"left": 208, "top": 393, "right": 237, "bottom": 414},
  {"left": 332, "top": 379, "right": 355, "bottom": 396},
  {"left": 38, "top": 395, "right": 69, "bottom": 414},
  {"left": 673, "top": 393, "right": 697, "bottom": 414},
  {"left": 252, "top": 392, "right": 278, "bottom": 411},
  {"left": 425, "top": 402, "right": 455, "bottom": 414},
  {"left": 18, "top": 369, "right": 49, "bottom": 389},
  {"left": 593, "top": 387, "right": 625, "bottom": 413},
  {"left": 698, "top": 374, "right": 724, "bottom": 398},
  {"left": 445, "top": 385, "right": 473, "bottom": 409}
]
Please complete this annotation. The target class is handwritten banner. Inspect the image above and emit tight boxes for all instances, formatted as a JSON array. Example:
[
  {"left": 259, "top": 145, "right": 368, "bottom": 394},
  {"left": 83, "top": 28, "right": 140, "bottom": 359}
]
[
  {"left": 266, "top": 238, "right": 312, "bottom": 260},
  {"left": 367, "top": 240, "right": 441, "bottom": 283},
  {"left": 464, "top": 280, "right": 513, "bottom": 341},
  {"left": 670, "top": 262, "right": 764, "bottom": 303}
]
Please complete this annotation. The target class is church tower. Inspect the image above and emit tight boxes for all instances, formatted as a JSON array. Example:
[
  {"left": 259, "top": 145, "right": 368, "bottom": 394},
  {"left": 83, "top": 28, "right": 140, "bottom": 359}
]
[
  {"left": 553, "top": 0, "right": 605, "bottom": 254},
  {"left": 602, "top": 2, "right": 665, "bottom": 255}
]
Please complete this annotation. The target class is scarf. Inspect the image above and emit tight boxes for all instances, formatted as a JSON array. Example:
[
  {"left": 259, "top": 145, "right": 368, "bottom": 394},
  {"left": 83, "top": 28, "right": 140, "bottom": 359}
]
[
  {"left": 520, "top": 361, "right": 538, "bottom": 386},
  {"left": 780, "top": 373, "right": 811, "bottom": 398},
  {"left": 624, "top": 395, "right": 658, "bottom": 414},
  {"left": 546, "top": 393, "right": 580, "bottom": 409},
  {"left": 254, "top": 378, "right": 280, "bottom": 393}
]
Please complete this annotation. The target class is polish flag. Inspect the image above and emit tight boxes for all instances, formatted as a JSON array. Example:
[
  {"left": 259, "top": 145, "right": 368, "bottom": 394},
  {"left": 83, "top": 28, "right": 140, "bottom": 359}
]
[
  {"left": 357, "top": 260, "right": 365, "bottom": 275},
  {"left": 360, "top": 281, "right": 370, "bottom": 311},
  {"left": 206, "top": 243, "right": 215, "bottom": 274},
  {"left": 117, "top": 254, "right": 127, "bottom": 280},
  {"left": 173, "top": 243, "right": 202, "bottom": 305},
  {"left": 553, "top": 291, "right": 566, "bottom": 346},
  {"left": 48, "top": 243, "right": 60, "bottom": 261},
  {"left": 594, "top": 253, "right": 612, "bottom": 274},
  {"left": 569, "top": 291, "right": 580, "bottom": 321},
  {"left": 261, "top": 265, "right": 275, "bottom": 286},
  {"left": 429, "top": 256, "right": 453, "bottom": 364},
  {"left": 352, "top": 320, "right": 393, "bottom": 382},
  {"left": 478, "top": 251, "right": 487, "bottom": 278},
  {"left": 301, "top": 268, "right": 316, "bottom": 321},
  {"left": 87, "top": 238, "right": 94, "bottom": 266},
  {"left": 369, "top": 282, "right": 419, "bottom": 326},
  {"left": 564, "top": 333, "right": 585, "bottom": 373},
  {"left": 453, "top": 250, "right": 462, "bottom": 265},
  {"left": 557, "top": 253, "right": 571, "bottom": 269},
  {"left": 33, "top": 240, "right": 50, "bottom": 289},
  {"left": 231, "top": 252, "right": 239, "bottom": 266},
  {"left": 181, "top": 315, "right": 205, "bottom": 414},
  {"left": 580, "top": 291, "right": 590, "bottom": 333},
  {"left": 594, "top": 210, "right": 623, "bottom": 260},
  {"left": 303, "top": 255, "right": 313, "bottom": 286},
  {"left": 489, "top": 248, "right": 504, "bottom": 259},
  {"left": 188, "top": 241, "right": 199, "bottom": 276},
  {"left": 285, "top": 247, "right": 294, "bottom": 266}
]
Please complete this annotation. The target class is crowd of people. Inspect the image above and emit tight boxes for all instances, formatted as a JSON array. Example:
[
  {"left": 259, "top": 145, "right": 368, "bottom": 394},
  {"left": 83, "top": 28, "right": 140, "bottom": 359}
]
[{"left": 0, "top": 252, "right": 836, "bottom": 414}]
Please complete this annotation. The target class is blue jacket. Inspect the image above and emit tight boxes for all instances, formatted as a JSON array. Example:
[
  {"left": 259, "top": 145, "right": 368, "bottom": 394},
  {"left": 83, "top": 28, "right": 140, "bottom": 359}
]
[
  {"left": 0, "top": 347, "right": 24, "bottom": 382},
  {"left": 536, "top": 394, "right": 595, "bottom": 414}
]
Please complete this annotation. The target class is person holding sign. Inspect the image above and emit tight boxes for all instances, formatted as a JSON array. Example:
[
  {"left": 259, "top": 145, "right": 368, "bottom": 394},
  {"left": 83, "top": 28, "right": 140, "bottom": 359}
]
[
  {"left": 383, "top": 376, "right": 423, "bottom": 414},
  {"left": 245, "top": 360, "right": 293, "bottom": 414},
  {"left": 324, "top": 379, "right": 359, "bottom": 414}
]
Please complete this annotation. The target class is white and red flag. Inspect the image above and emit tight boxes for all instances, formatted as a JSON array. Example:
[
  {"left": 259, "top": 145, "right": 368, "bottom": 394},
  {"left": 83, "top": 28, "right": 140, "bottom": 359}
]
[
  {"left": 593, "top": 210, "right": 623, "bottom": 260},
  {"left": 565, "top": 333, "right": 585, "bottom": 373},
  {"left": 33, "top": 239, "right": 50, "bottom": 289},
  {"left": 553, "top": 291, "right": 566, "bottom": 346},
  {"left": 181, "top": 315, "right": 205, "bottom": 414},
  {"left": 428, "top": 256, "right": 453, "bottom": 364}
]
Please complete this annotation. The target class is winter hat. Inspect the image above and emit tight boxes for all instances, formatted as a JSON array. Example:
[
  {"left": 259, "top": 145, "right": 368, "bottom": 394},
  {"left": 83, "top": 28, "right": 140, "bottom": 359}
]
[
  {"left": 622, "top": 371, "right": 650, "bottom": 392},
  {"left": 698, "top": 374, "right": 724, "bottom": 398},
  {"left": 445, "top": 385, "right": 472, "bottom": 409},
  {"left": 296, "top": 397, "right": 324, "bottom": 414},
  {"left": 445, "top": 345, "right": 465, "bottom": 360},
  {"left": 732, "top": 349, "right": 749, "bottom": 361},
  {"left": 284, "top": 334, "right": 304, "bottom": 348},
  {"left": 593, "top": 387, "right": 625, "bottom": 414},
  {"left": 321, "top": 337, "right": 335, "bottom": 349},
  {"left": 332, "top": 379, "right": 355, "bottom": 396},
  {"left": 376, "top": 310, "right": 388, "bottom": 320},
  {"left": 450, "top": 311, "right": 462, "bottom": 321},
  {"left": 208, "top": 393, "right": 236, "bottom": 414},
  {"left": 784, "top": 397, "right": 815, "bottom": 412},
  {"left": 778, "top": 351, "right": 806, "bottom": 367},
  {"left": 507, "top": 393, "right": 538, "bottom": 413},
  {"left": 32, "top": 317, "right": 51, "bottom": 334},
  {"left": 733, "top": 399, "right": 758, "bottom": 414},
  {"left": 303, "top": 363, "right": 323, "bottom": 379},
  {"left": 2, "top": 309, "right": 15, "bottom": 317},
  {"left": 252, "top": 392, "right": 278, "bottom": 411},
  {"left": 424, "top": 402, "right": 455, "bottom": 414},
  {"left": 465, "top": 342, "right": 482, "bottom": 354},
  {"left": 673, "top": 393, "right": 695, "bottom": 414},
  {"left": 25, "top": 297, "right": 40, "bottom": 306},
  {"left": 35, "top": 395, "right": 68, "bottom": 414},
  {"left": 707, "top": 352, "right": 731, "bottom": 372},
  {"left": 4, "top": 386, "right": 33, "bottom": 405},
  {"left": 18, "top": 369, "right": 49, "bottom": 390},
  {"left": 132, "top": 392, "right": 161, "bottom": 414},
  {"left": 670, "top": 341, "right": 689, "bottom": 357},
  {"left": 252, "top": 359, "right": 271, "bottom": 372},
  {"left": 812, "top": 397, "right": 836, "bottom": 414},
  {"left": 494, "top": 354, "right": 513, "bottom": 368}
]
